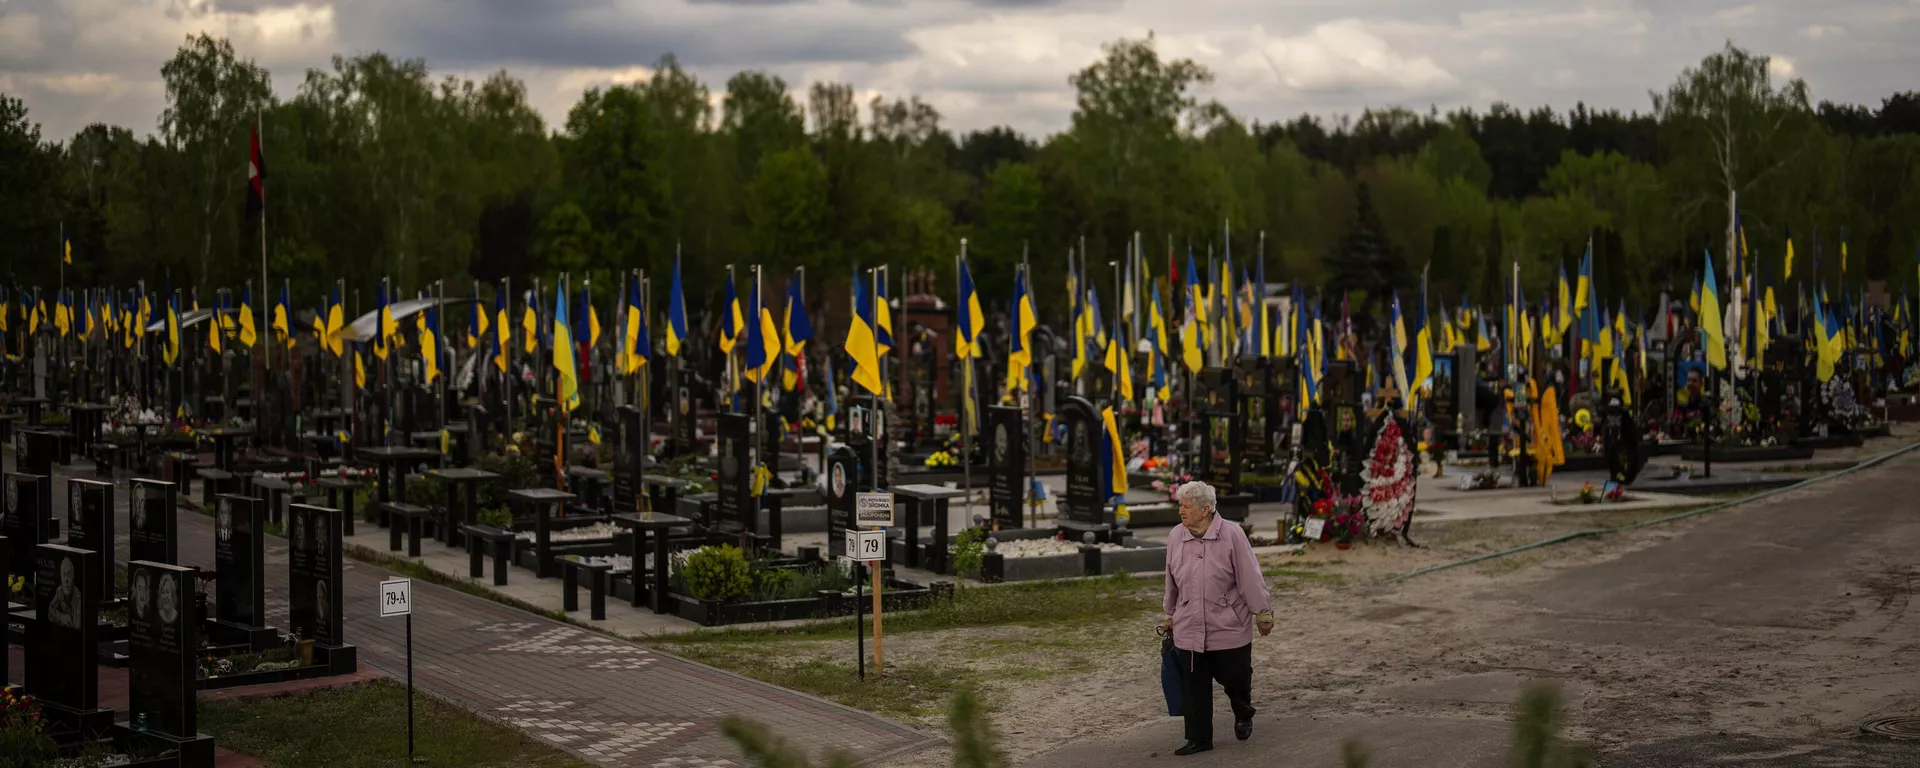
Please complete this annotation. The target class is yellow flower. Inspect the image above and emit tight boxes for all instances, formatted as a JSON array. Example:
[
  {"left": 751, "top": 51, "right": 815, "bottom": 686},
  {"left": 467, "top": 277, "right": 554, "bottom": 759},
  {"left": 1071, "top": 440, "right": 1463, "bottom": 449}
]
[{"left": 1574, "top": 409, "right": 1593, "bottom": 430}]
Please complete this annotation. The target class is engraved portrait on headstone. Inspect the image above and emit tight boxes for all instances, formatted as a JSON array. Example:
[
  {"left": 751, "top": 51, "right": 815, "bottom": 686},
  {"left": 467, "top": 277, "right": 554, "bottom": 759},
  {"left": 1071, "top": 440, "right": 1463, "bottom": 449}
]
[
  {"left": 49, "top": 557, "right": 80, "bottom": 630},
  {"left": 131, "top": 568, "right": 151, "bottom": 620}
]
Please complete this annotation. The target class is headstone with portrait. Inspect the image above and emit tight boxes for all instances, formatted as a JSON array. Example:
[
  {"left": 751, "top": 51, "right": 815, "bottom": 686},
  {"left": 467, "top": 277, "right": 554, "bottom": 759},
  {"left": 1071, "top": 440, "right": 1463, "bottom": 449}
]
[
  {"left": 287, "top": 504, "right": 346, "bottom": 648},
  {"left": 65, "top": 478, "right": 115, "bottom": 596},
  {"left": 670, "top": 368, "right": 697, "bottom": 458},
  {"left": 1236, "top": 356, "right": 1272, "bottom": 469},
  {"left": 985, "top": 405, "right": 1027, "bottom": 530},
  {"left": 127, "top": 478, "right": 179, "bottom": 566},
  {"left": 714, "top": 412, "right": 753, "bottom": 534},
  {"left": 3, "top": 472, "right": 51, "bottom": 579},
  {"left": 125, "top": 560, "right": 203, "bottom": 743},
  {"left": 1059, "top": 396, "right": 1105, "bottom": 526},
  {"left": 824, "top": 445, "right": 859, "bottom": 558},
  {"left": 1195, "top": 368, "right": 1244, "bottom": 494},
  {"left": 30, "top": 543, "right": 110, "bottom": 736},
  {"left": 212, "top": 494, "right": 267, "bottom": 630}
]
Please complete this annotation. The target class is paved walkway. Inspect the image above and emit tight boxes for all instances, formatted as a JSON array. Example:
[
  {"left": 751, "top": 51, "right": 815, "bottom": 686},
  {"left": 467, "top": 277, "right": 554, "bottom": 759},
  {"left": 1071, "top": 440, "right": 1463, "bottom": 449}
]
[{"left": 6, "top": 454, "right": 936, "bottom": 767}]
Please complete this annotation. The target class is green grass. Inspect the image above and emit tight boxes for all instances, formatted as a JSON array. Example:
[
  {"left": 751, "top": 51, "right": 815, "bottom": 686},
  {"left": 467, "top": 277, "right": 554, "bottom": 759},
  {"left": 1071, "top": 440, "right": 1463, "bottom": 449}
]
[
  {"left": 199, "top": 680, "right": 591, "bottom": 768},
  {"left": 668, "top": 651, "right": 982, "bottom": 722},
  {"left": 654, "top": 574, "right": 1159, "bottom": 646}
]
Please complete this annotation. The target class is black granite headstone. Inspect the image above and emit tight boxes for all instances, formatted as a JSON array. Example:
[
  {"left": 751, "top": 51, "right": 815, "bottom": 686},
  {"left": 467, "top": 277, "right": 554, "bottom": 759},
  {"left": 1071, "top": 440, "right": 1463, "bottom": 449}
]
[
  {"left": 986, "top": 405, "right": 1027, "bottom": 530},
  {"left": 1236, "top": 357, "right": 1271, "bottom": 467},
  {"left": 3, "top": 473, "right": 50, "bottom": 578},
  {"left": 0, "top": 534, "right": 8, "bottom": 687},
  {"left": 670, "top": 371, "right": 696, "bottom": 457},
  {"left": 825, "top": 445, "right": 859, "bottom": 558},
  {"left": 1429, "top": 353, "right": 1459, "bottom": 432},
  {"left": 29, "top": 544, "right": 100, "bottom": 711},
  {"left": 1059, "top": 396, "right": 1103, "bottom": 526},
  {"left": 128, "top": 478, "right": 178, "bottom": 565},
  {"left": 715, "top": 413, "right": 752, "bottom": 533},
  {"left": 213, "top": 494, "right": 266, "bottom": 628},
  {"left": 287, "top": 504, "right": 345, "bottom": 645},
  {"left": 127, "top": 560, "right": 197, "bottom": 738},
  {"left": 615, "top": 404, "right": 644, "bottom": 513},
  {"left": 66, "top": 478, "right": 115, "bottom": 594},
  {"left": 1200, "top": 410, "right": 1243, "bottom": 492}
]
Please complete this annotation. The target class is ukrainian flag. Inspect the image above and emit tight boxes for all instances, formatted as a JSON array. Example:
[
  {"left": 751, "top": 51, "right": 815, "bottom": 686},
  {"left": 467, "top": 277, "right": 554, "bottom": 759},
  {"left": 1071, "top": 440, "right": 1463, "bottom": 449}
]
[
  {"left": 238, "top": 285, "right": 258, "bottom": 349},
  {"left": 373, "top": 282, "right": 392, "bottom": 360},
  {"left": 1007, "top": 268, "right": 1036, "bottom": 393},
  {"left": 273, "top": 285, "right": 292, "bottom": 350},
  {"left": 1701, "top": 251, "right": 1727, "bottom": 371},
  {"left": 667, "top": 257, "right": 688, "bottom": 357},
  {"left": 847, "top": 272, "right": 884, "bottom": 395},
  {"left": 624, "top": 274, "right": 646, "bottom": 375},
  {"left": 956, "top": 260, "right": 983, "bottom": 360},
  {"left": 165, "top": 292, "right": 181, "bottom": 366},
  {"left": 876, "top": 276, "right": 894, "bottom": 356},
  {"left": 553, "top": 281, "right": 580, "bottom": 412},
  {"left": 782, "top": 271, "right": 813, "bottom": 391},
  {"left": 325, "top": 283, "right": 345, "bottom": 357},
  {"left": 1180, "top": 251, "right": 1204, "bottom": 373},
  {"left": 719, "top": 272, "right": 742, "bottom": 354},
  {"left": 493, "top": 285, "right": 510, "bottom": 373},
  {"left": 1102, "top": 405, "right": 1128, "bottom": 500}
]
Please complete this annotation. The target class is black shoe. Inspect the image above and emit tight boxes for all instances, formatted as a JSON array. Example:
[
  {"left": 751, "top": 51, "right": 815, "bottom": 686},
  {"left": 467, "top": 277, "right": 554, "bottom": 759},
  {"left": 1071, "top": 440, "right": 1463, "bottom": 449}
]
[
  {"left": 1235, "top": 718, "right": 1252, "bottom": 741},
  {"left": 1174, "top": 742, "right": 1213, "bottom": 756}
]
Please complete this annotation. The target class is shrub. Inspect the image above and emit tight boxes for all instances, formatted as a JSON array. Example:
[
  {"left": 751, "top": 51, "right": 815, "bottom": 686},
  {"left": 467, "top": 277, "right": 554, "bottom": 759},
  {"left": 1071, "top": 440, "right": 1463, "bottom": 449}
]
[
  {"left": 951, "top": 527, "right": 986, "bottom": 580},
  {"left": 0, "top": 690, "right": 59, "bottom": 767},
  {"left": 681, "top": 545, "right": 753, "bottom": 603},
  {"left": 477, "top": 506, "right": 513, "bottom": 529}
]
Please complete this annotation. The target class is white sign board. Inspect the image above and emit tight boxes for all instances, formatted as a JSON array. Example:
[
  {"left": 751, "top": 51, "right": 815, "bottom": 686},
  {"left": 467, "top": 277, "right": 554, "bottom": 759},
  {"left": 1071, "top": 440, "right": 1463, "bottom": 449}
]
[
  {"left": 1302, "top": 518, "right": 1325, "bottom": 541},
  {"left": 379, "top": 578, "right": 413, "bottom": 617},
  {"left": 856, "top": 492, "right": 895, "bottom": 528},
  {"left": 846, "top": 529, "right": 887, "bottom": 562}
]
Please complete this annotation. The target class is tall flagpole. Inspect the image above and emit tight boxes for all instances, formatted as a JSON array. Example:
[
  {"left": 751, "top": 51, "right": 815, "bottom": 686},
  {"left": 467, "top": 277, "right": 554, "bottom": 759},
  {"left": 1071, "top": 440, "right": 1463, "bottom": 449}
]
[
  {"left": 957, "top": 241, "right": 972, "bottom": 505},
  {"left": 793, "top": 265, "right": 805, "bottom": 483},
  {"left": 260, "top": 112, "right": 270, "bottom": 376}
]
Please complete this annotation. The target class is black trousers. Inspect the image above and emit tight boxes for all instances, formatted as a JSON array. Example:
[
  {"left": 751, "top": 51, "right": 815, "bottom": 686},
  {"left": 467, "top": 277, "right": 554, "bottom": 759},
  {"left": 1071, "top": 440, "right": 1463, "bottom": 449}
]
[{"left": 1177, "top": 643, "right": 1254, "bottom": 744}]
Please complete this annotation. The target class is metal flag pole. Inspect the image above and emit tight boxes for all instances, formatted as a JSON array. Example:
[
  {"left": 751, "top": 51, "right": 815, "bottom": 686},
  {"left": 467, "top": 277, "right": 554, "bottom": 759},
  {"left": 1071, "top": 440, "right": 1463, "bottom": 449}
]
[
  {"left": 958, "top": 241, "right": 972, "bottom": 509},
  {"left": 793, "top": 265, "right": 806, "bottom": 483},
  {"left": 1021, "top": 247, "right": 1036, "bottom": 529},
  {"left": 260, "top": 111, "right": 271, "bottom": 377}
]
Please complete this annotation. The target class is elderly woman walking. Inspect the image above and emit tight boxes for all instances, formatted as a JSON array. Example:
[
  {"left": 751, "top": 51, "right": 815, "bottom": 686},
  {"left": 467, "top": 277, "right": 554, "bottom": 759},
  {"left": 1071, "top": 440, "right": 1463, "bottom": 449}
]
[{"left": 1159, "top": 481, "right": 1273, "bottom": 756}]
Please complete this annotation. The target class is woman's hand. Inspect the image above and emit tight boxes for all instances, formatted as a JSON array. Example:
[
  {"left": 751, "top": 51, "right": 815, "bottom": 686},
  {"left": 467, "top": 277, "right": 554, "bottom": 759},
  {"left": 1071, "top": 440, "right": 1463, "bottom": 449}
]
[
  {"left": 1255, "top": 611, "right": 1274, "bottom": 637},
  {"left": 1155, "top": 614, "right": 1173, "bottom": 638}
]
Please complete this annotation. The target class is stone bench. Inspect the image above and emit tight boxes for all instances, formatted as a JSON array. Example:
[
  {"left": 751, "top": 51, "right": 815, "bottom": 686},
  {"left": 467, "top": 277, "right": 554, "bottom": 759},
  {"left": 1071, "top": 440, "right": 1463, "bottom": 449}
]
[
  {"left": 168, "top": 453, "right": 200, "bottom": 499},
  {"left": 89, "top": 443, "right": 120, "bottom": 479},
  {"left": 383, "top": 502, "right": 433, "bottom": 557},
  {"left": 460, "top": 524, "right": 517, "bottom": 586},
  {"left": 196, "top": 468, "right": 236, "bottom": 508},
  {"left": 560, "top": 557, "right": 613, "bottom": 620}
]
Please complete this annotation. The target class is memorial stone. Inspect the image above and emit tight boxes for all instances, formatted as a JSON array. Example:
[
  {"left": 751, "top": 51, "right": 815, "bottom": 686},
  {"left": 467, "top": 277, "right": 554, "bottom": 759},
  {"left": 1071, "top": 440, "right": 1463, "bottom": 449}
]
[
  {"left": 127, "top": 560, "right": 198, "bottom": 738},
  {"left": 128, "top": 478, "right": 179, "bottom": 565},
  {"left": 3, "top": 473, "right": 51, "bottom": 577},
  {"left": 985, "top": 405, "right": 1027, "bottom": 530},
  {"left": 287, "top": 504, "right": 345, "bottom": 645},
  {"left": 30, "top": 544, "right": 102, "bottom": 717},
  {"left": 715, "top": 413, "right": 752, "bottom": 533},
  {"left": 66, "top": 479, "right": 115, "bottom": 594},
  {"left": 824, "top": 446, "right": 859, "bottom": 558},
  {"left": 1059, "top": 396, "right": 1104, "bottom": 525},
  {"left": 213, "top": 495, "right": 267, "bottom": 628}
]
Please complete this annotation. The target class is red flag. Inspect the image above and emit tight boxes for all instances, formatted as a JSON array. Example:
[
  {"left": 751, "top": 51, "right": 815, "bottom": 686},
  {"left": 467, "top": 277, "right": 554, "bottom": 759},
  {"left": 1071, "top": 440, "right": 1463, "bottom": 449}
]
[{"left": 246, "top": 126, "right": 266, "bottom": 219}]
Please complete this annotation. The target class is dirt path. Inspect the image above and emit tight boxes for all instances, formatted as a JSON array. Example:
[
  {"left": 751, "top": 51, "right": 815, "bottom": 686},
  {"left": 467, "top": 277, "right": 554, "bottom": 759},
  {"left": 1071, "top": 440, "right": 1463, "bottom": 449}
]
[{"left": 835, "top": 456, "right": 1920, "bottom": 767}]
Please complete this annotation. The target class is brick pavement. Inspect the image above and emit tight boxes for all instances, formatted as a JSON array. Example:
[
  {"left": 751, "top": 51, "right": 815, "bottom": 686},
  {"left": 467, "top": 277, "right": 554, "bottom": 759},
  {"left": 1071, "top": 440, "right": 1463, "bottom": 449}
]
[{"left": 7, "top": 456, "right": 937, "bottom": 767}]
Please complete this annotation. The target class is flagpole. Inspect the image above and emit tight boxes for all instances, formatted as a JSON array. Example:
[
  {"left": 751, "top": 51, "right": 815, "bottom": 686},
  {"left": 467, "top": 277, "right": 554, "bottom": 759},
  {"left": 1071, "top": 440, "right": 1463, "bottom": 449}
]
[
  {"left": 793, "top": 265, "right": 805, "bottom": 485},
  {"left": 260, "top": 111, "right": 271, "bottom": 377},
  {"left": 957, "top": 241, "right": 972, "bottom": 509},
  {"left": 1020, "top": 247, "right": 1035, "bottom": 529}
]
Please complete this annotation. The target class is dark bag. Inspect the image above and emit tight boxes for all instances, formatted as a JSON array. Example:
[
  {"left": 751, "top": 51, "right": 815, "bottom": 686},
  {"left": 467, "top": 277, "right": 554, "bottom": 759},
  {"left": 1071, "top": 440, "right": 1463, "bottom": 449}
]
[{"left": 1160, "top": 636, "right": 1184, "bottom": 716}]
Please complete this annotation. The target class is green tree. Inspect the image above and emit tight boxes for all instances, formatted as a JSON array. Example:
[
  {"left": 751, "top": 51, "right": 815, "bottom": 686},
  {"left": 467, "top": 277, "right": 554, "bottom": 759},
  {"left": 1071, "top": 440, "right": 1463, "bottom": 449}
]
[
  {"left": 1653, "top": 42, "right": 1818, "bottom": 272},
  {"left": 748, "top": 146, "right": 830, "bottom": 272},
  {"left": 159, "top": 33, "right": 274, "bottom": 288}
]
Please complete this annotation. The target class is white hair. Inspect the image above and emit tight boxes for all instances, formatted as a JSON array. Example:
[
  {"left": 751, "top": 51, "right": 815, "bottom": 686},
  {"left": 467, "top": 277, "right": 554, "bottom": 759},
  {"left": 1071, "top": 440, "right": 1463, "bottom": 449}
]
[{"left": 1176, "top": 481, "right": 1217, "bottom": 513}]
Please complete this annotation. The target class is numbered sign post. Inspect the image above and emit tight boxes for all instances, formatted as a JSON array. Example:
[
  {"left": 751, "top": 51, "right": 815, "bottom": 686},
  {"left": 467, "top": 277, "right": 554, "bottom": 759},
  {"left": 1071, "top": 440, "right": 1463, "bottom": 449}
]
[
  {"left": 853, "top": 493, "right": 892, "bottom": 676},
  {"left": 379, "top": 579, "right": 419, "bottom": 763}
]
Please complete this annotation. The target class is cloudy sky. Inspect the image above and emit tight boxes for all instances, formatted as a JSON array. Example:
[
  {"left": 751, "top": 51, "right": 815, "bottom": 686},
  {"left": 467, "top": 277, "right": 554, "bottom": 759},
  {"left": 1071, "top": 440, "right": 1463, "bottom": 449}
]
[{"left": 3, "top": 0, "right": 1917, "bottom": 143}]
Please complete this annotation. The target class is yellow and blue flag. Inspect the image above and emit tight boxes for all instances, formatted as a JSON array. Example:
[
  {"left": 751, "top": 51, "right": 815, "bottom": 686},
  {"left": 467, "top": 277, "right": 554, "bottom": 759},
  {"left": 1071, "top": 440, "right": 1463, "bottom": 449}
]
[
  {"left": 238, "top": 285, "right": 258, "bottom": 348},
  {"left": 719, "top": 272, "right": 742, "bottom": 354},
  {"left": 847, "top": 271, "right": 884, "bottom": 395},
  {"left": 273, "top": 284, "right": 292, "bottom": 349},
  {"left": 956, "top": 260, "right": 983, "bottom": 360},
  {"left": 666, "top": 257, "right": 688, "bottom": 357},
  {"left": 552, "top": 281, "right": 580, "bottom": 412},
  {"left": 1007, "top": 268, "right": 1036, "bottom": 393},
  {"left": 1701, "top": 251, "right": 1726, "bottom": 371}
]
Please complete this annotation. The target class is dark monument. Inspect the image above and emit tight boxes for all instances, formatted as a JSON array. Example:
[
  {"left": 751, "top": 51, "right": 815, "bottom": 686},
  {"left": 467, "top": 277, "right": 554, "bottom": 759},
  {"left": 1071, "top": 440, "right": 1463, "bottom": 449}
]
[
  {"left": 287, "top": 504, "right": 346, "bottom": 647},
  {"left": 66, "top": 478, "right": 115, "bottom": 595},
  {"left": 3, "top": 473, "right": 51, "bottom": 578},
  {"left": 123, "top": 560, "right": 213, "bottom": 761},
  {"left": 30, "top": 543, "right": 111, "bottom": 736},
  {"left": 715, "top": 412, "right": 752, "bottom": 534},
  {"left": 213, "top": 495, "right": 267, "bottom": 629},
  {"left": 670, "top": 370, "right": 697, "bottom": 457},
  {"left": 824, "top": 445, "right": 859, "bottom": 558},
  {"left": 1236, "top": 357, "right": 1271, "bottom": 468},
  {"left": 128, "top": 478, "right": 179, "bottom": 565},
  {"left": 985, "top": 405, "right": 1027, "bottom": 530},
  {"left": 1059, "top": 396, "right": 1104, "bottom": 525}
]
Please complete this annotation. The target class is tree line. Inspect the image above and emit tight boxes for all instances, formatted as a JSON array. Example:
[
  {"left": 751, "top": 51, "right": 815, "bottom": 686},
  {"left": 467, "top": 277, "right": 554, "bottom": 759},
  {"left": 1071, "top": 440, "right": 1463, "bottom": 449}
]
[{"left": 3, "top": 34, "right": 1919, "bottom": 328}]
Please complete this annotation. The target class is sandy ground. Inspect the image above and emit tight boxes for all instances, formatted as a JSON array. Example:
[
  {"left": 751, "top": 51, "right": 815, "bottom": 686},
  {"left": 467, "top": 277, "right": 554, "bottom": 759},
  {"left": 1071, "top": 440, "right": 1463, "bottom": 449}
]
[{"left": 832, "top": 454, "right": 1920, "bottom": 767}]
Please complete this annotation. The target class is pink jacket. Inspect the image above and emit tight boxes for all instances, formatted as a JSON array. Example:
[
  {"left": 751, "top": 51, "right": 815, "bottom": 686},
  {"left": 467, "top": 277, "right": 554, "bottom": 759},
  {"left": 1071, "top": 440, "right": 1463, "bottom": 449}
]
[{"left": 1164, "top": 519, "right": 1271, "bottom": 652}]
